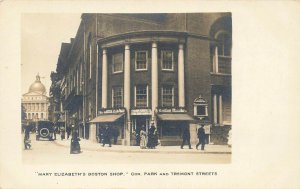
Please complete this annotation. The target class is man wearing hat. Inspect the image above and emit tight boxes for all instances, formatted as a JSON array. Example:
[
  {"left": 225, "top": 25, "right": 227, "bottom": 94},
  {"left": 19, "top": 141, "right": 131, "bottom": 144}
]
[{"left": 196, "top": 124, "right": 206, "bottom": 150}]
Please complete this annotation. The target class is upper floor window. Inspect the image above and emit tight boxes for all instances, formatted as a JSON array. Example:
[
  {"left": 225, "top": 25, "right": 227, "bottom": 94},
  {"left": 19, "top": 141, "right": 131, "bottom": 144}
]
[
  {"left": 217, "top": 33, "right": 231, "bottom": 57},
  {"left": 88, "top": 34, "right": 92, "bottom": 79},
  {"left": 161, "top": 50, "right": 174, "bottom": 71},
  {"left": 161, "top": 86, "right": 174, "bottom": 107},
  {"left": 135, "top": 51, "right": 148, "bottom": 71},
  {"left": 112, "top": 86, "right": 123, "bottom": 108},
  {"left": 135, "top": 85, "right": 148, "bottom": 108},
  {"left": 112, "top": 53, "right": 123, "bottom": 73}
]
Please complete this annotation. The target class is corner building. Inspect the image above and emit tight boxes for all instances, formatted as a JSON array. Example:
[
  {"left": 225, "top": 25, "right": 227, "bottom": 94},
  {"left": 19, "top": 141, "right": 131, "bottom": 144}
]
[{"left": 57, "top": 13, "right": 232, "bottom": 145}]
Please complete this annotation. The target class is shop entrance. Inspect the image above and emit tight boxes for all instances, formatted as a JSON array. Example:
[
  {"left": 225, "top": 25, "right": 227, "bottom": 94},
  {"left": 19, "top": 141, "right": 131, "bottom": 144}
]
[{"left": 131, "top": 116, "right": 151, "bottom": 145}]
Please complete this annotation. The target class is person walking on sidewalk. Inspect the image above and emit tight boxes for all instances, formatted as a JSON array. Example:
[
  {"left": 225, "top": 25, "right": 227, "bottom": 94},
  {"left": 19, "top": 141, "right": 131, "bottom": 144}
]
[
  {"left": 70, "top": 131, "right": 81, "bottom": 154},
  {"left": 24, "top": 124, "right": 31, "bottom": 150},
  {"left": 102, "top": 126, "right": 112, "bottom": 147},
  {"left": 140, "top": 126, "right": 147, "bottom": 149},
  {"left": 181, "top": 126, "right": 192, "bottom": 149},
  {"left": 196, "top": 124, "right": 206, "bottom": 150}
]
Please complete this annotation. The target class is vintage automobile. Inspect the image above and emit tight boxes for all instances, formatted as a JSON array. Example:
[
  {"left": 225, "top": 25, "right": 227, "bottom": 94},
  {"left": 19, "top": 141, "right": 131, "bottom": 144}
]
[{"left": 35, "top": 120, "right": 54, "bottom": 141}]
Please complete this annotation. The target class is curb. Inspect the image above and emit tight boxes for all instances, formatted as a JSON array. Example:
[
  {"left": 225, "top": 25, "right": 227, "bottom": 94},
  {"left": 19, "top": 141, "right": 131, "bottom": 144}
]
[{"left": 53, "top": 141, "right": 231, "bottom": 155}]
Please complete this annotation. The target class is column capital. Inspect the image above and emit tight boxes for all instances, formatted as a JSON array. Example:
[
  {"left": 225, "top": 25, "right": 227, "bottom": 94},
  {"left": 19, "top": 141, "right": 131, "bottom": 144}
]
[
  {"left": 125, "top": 44, "right": 130, "bottom": 50},
  {"left": 152, "top": 42, "right": 157, "bottom": 48},
  {"left": 102, "top": 48, "right": 107, "bottom": 55},
  {"left": 179, "top": 43, "right": 184, "bottom": 50}
]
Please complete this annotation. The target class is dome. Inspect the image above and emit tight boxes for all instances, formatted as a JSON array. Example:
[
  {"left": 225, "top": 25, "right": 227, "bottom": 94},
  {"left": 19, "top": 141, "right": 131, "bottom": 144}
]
[{"left": 28, "top": 74, "right": 46, "bottom": 94}]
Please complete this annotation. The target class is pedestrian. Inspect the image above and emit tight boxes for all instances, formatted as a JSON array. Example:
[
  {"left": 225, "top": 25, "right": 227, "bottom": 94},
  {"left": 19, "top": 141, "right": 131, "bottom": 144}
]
[
  {"left": 147, "top": 124, "right": 156, "bottom": 149},
  {"left": 70, "top": 131, "right": 81, "bottom": 154},
  {"left": 102, "top": 126, "right": 112, "bottom": 147},
  {"left": 60, "top": 127, "right": 65, "bottom": 140},
  {"left": 112, "top": 127, "right": 119, "bottom": 145},
  {"left": 135, "top": 130, "right": 140, "bottom": 146},
  {"left": 227, "top": 128, "right": 232, "bottom": 147},
  {"left": 181, "top": 126, "right": 192, "bottom": 149},
  {"left": 24, "top": 124, "right": 31, "bottom": 150},
  {"left": 196, "top": 124, "right": 206, "bottom": 150},
  {"left": 66, "top": 126, "right": 71, "bottom": 139},
  {"left": 139, "top": 126, "right": 147, "bottom": 149},
  {"left": 53, "top": 125, "right": 57, "bottom": 140}
]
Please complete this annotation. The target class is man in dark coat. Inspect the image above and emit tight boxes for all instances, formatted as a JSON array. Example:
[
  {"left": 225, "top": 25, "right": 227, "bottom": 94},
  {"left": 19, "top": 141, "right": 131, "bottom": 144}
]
[
  {"left": 196, "top": 124, "right": 206, "bottom": 150},
  {"left": 112, "top": 127, "right": 119, "bottom": 145},
  {"left": 181, "top": 126, "right": 192, "bottom": 149},
  {"left": 70, "top": 131, "right": 81, "bottom": 154},
  {"left": 66, "top": 126, "right": 71, "bottom": 139},
  {"left": 24, "top": 124, "right": 32, "bottom": 150},
  {"left": 102, "top": 126, "right": 112, "bottom": 147}
]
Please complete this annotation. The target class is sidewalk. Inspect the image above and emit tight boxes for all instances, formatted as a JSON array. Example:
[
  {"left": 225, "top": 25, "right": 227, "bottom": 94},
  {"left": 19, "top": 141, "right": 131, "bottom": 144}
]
[{"left": 54, "top": 138, "right": 231, "bottom": 154}]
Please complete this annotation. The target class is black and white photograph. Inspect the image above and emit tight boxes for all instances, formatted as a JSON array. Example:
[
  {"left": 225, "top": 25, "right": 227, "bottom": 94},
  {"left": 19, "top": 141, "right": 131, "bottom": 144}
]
[
  {"left": 1, "top": 1, "right": 300, "bottom": 189},
  {"left": 21, "top": 13, "right": 232, "bottom": 164}
]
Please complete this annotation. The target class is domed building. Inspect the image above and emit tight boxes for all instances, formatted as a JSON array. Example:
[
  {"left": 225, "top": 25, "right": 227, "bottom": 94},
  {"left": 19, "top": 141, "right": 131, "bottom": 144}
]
[{"left": 22, "top": 74, "right": 49, "bottom": 121}]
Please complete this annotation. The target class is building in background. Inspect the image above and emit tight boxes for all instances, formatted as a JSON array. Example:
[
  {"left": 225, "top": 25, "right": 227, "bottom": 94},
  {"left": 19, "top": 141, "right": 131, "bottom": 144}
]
[
  {"left": 49, "top": 13, "right": 232, "bottom": 145},
  {"left": 22, "top": 74, "right": 49, "bottom": 122}
]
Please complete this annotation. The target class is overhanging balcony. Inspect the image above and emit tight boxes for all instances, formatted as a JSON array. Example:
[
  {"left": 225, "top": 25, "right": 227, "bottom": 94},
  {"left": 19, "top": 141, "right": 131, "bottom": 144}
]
[{"left": 63, "top": 89, "right": 83, "bottom": 110}]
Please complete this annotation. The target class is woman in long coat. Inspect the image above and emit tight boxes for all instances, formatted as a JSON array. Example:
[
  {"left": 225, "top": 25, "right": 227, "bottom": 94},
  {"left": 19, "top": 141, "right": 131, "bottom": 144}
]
[{"left": 139, "top": 126, "right": 147, "bottom": 149}]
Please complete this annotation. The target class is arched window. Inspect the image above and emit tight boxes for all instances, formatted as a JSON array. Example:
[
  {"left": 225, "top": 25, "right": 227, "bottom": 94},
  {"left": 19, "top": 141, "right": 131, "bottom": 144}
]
[
  {"left": 193, "top": 95, "right": 208, "bottom": 118},
  {"left": 36, "top": 113, "right": 39, "bottom": 119},
  {"left": 216, "top": 32, "right": 231, "bottom": 57},
  {"left": 28, "top": 113, "right": 31, "bottom": 119},
  {"left": 214, "top": 31, "right": 232, "bottom": 74},
  {"left": 41, "top": 113, "right": 44, "bottom": 119}
]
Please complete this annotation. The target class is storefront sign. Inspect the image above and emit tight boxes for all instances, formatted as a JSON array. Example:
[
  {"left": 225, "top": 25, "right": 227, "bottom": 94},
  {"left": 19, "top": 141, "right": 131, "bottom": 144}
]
[
  {"left": 131, "top": 109, "right": 151, "bottom": 115},
  {"left": 204, "top": 125, "right": 211, "bottom": 134},
  {"left": 98, "top": 108, "right": 125, "bottom": 114},
  {"left": 157, "top": 107, "right": 187, "bottom": 113}
]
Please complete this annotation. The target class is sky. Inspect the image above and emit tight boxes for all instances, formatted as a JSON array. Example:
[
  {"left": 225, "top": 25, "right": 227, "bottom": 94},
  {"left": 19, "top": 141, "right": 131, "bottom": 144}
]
[{"left": 21, "top": 13, "right": 81, "bottom": 95}]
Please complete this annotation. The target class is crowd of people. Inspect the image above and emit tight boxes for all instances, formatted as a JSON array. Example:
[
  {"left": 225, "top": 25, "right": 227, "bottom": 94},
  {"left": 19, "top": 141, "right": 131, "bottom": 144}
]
[
  {"left": 97, "top": 126, "right": 120, "bottom": 147},
  {"left": 23, "top": 121, "right": 211, "bottom": 152},
  {"left": 135, "top": 124, "right": 159, "bottom": 149}
]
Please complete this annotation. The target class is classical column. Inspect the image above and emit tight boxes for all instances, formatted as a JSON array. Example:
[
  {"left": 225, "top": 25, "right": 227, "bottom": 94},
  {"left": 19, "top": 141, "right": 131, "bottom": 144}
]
[
  {"left": 124, "top": 44, "right": 131, "bottom": 145},
  {"left": 124, "top": 44, "right": 131, "bottom": 114},
  {"left": 151, "top": 42, "right": 158, "bottom": 126},
  {"left": 95, "top": 44, "right": 99, "bottom": 116},
  {"left": 101, "top": 48, "right": 108, "bottom": 108},
  {"left": 213, "top": 94, "right": 218, "bottom": 124},
  {"left": 178, "top": 43, "right": 185, "bottom": 107},
  {"left": 219, "top": 95, "right": 223, "bottom": 125},
  {"left": 215, "top": 46, "right": 219, "bottom": 73}
]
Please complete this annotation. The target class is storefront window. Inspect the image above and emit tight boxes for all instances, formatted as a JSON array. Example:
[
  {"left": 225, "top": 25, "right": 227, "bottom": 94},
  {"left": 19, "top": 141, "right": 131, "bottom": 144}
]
[
  {"left": 112, "top": 86, "right": 123, "bottom": 108},
  {"left": 161, "top": 86, "right": 174, "bottom": 107},
  {"left": 160, "top": 121, "right": 182, "bottom": 136}
]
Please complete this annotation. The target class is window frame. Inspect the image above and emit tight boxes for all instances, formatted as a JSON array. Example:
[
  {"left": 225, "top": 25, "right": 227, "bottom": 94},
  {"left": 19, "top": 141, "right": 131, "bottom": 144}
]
[
  {"left": 112, "top": 53, "right": 124, "bottom": 74},
  {"left": 112, "top": 86, "right": 123, "bottom": 108},
  {"left": 134, "top": 85, "right": 148, "bottom": 108},
  {"left": 89, "top": 43, "right": 92, "bottom": 79},
  {"left": 161, "top": 86, "right": 174, "bottom": 107},
  {"left": 216, "top": 32, "right": 232, "bottom": 58},
  {"left": 194, "top": 105, "right": 208, "bottom": 116},
  {"left": 135, "top": 50, "right": 148, "bottom": 71},
  {"left": 161, "top": 50, "right": 174, "bottom": 71}
]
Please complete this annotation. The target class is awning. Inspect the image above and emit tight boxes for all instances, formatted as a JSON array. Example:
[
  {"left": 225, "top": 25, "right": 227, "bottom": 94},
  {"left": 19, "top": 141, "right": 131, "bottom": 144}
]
[
  {"left": 157, "top": 113, "right": 194, "bottom": 121},
  {"left": 89, "top": 113, "right": 124, "bottom": 123}
]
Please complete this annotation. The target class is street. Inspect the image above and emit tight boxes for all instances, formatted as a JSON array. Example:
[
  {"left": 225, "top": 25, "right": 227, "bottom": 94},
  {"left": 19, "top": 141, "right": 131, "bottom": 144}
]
[{"left": 22, "top": 134, "right": 231, "bottom": 164}]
